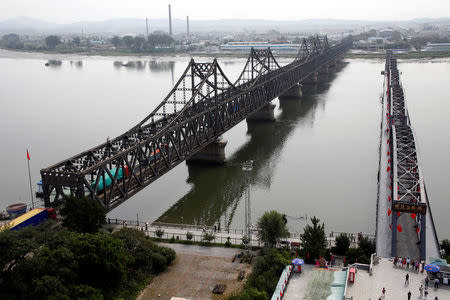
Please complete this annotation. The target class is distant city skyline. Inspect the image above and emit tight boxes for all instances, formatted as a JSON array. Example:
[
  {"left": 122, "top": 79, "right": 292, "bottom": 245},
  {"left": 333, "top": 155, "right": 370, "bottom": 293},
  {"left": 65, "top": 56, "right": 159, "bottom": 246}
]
[{"left": 1, "top": 0, "right": 449, "bottom": 23}]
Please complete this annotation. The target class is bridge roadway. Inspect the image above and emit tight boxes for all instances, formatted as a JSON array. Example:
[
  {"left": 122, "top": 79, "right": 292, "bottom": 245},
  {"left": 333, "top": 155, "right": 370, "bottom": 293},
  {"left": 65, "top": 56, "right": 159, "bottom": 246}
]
[
  {"left": 40, "top": 36, "right": 352, "bottom": 212},
  {"left": 376, "top": 51, "right": 440, "bottom": 261}
]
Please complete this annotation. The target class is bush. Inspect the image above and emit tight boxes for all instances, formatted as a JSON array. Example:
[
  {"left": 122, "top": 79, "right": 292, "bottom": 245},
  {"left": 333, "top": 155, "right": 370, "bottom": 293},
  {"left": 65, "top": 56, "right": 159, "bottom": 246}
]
[
  {"left": 169, "top": 235, "right": 176, "bottom": 243},
  {"left": 225, "top": 237, "right": 232, "bottom": 247},
  {"left": 202, "top": 232, "right": 215, "bottom": 243},
  {"left": 155, "top": 229, "right": 164, "bottom": 238},
  {"left": 60, "top": 196, "right": 106, "bottom": 233},
  {"left": 186, "top": 232, "right": 193, "bottom": 241},
  {"left": 358, "top": 236, "right": 376, "bottom": 257}
]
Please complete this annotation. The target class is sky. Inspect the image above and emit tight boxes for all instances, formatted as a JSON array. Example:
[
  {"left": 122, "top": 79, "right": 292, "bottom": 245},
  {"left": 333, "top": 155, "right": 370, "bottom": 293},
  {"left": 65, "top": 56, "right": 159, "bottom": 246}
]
[{"left": 1, "top": 0, "right": 449, "bottom": 23}]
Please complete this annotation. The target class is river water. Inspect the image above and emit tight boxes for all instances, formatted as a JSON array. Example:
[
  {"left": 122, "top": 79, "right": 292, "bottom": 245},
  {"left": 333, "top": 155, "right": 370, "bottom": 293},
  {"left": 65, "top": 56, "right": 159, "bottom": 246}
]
[{"left": 0, "top": 49, "right": 448, "bottom": 238}]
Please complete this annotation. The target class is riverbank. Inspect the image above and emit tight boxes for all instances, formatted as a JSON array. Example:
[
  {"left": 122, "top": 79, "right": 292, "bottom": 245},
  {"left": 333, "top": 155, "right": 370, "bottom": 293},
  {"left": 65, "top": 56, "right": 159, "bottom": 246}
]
[{"left": 3, "top": 46, "right": 450, "bottom": 60}]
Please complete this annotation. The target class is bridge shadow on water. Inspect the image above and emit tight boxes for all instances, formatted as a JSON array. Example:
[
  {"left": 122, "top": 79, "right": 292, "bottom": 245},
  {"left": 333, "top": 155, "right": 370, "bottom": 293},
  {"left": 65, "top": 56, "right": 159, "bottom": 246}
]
[{"left": 155, "top": 63, "right": 348, "bottom": 227}]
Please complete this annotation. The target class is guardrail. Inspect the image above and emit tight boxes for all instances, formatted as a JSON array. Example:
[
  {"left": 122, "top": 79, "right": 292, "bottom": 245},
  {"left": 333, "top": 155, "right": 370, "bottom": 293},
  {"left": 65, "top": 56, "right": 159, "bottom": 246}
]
[{"left": 271, "top": 265, "right": 293, "bottom": 300}]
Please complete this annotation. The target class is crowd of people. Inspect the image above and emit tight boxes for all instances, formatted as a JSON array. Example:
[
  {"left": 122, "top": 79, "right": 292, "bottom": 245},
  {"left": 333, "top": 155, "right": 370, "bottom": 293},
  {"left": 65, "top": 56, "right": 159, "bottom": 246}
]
[{"left": 393, "top": 256, "right": 425, "bottom": 272}]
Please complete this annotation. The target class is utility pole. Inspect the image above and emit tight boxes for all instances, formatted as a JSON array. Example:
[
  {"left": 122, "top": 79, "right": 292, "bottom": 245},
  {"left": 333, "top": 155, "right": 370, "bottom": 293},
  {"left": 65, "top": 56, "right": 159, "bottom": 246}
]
[{"left": 242, "top": 160, "right": 253, "bottom": 249}]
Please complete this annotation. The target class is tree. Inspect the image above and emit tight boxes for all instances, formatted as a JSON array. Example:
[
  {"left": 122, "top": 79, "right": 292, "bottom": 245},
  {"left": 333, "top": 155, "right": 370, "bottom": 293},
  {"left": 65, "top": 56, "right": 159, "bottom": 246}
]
[
  {"left": 358, "top": 236, "right": 376, "bottom": 257},
  {"left": 133, "top": 36, "right": 146, "bottom": 50},
  {"left": 1, "top": 33, "right": 24, "bottom": 49},
  {"left": 111, "top": 36, "right": 122, "bottom": 48},
  {"left": 148, "top": 33, "right": 174, "bottom": 48},
  {"left": 300, "top": 216, "right": 326, "bottom": 262},
  {"left": 60, "top": 196, "right": 106, "bottom": 233},
  {"left": 72, "top": 37, "right": 80, "bottom": 46},
  {"left": 123, "top": 35, "right": 134, "bottom": 49},
  {"left": 257, "top": 210, "right": 290, "bottom": 248},
  {"left": 334, "top": 233, "right": 350, "bottom": 255},
  {"left": 45, "top": 35, "right": 61, "bottom": 49}
]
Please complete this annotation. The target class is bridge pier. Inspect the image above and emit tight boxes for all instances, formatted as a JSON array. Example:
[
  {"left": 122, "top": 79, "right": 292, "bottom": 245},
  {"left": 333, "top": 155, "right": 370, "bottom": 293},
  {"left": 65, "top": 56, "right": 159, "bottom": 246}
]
[
  {"left": 318, "top": 65, "right": 330, "bottom": 81},
  {"left": 300, "top": 72, "right": 318, "bottom": 94},
  {"left": 186, "top": 138, "right": 228, "bottom": 164},
  {"left": 246, "top": 102, "right": 276, "bottom": 122},
  {"left": 279, "top": 83, "right": 302, "bottom": 99}
]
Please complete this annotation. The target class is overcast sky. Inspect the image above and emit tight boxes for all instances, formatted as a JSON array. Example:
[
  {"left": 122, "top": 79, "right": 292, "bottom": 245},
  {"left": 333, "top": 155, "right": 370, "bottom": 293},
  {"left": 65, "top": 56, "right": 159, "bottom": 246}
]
[{"left": 1, "top": 0, "right": 449, "bottom": 23}]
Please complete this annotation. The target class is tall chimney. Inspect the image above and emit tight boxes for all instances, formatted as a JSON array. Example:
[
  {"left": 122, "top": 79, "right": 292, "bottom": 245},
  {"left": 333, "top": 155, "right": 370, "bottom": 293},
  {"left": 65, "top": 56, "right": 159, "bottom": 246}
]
[
  {"left": 186, "top": 16, "right": 190, "bottom": 38},
  {"left": 168, "top": 4, "right": 173, "bottom": 36},
  {"left": 146, "top": 18, "right": 149, "bottom": 37}
]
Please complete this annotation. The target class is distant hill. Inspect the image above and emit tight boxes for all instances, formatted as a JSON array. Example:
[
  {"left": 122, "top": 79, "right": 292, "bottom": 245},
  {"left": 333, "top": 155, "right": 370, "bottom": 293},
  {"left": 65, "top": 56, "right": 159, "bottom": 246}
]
[{"left": 1, "top": 16, "right": 449, "bottom": 35}]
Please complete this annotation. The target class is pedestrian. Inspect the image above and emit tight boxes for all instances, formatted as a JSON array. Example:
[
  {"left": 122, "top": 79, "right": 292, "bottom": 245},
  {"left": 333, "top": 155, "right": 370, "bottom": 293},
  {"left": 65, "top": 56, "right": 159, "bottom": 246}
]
[
  {"left": 381, "top": 287, "right": 386, "bottom": 298},
  {"left": 407, "top": 257, "right": 411, "bottom": 269},
  {"left": 394, "top": 257, "right": 398, "bottom": 267},
  {"left": 425, "top": 276, "right": 429, "bottom": 287},
  {"left": 424, "top": 287, "right": 428, "bottom": 297},
  {"left": 419, "top": 284, "right": 424, "bottom": 297},
  {"left": 407, "top": 291, "right": 411, "bottom": 300},
  {"left": 405, "top": 273, "right": 409, "bottom": 285},
  {"left": 145, "top": 222, "right": 148, "bottom": 231},
  {"left": 434, "top": 297, "right": 438, "bottom": 300},
  {"left": 214, "top": 224, "right": 217, "bottom": 232},
  {"left": 434, "top": 278, "right": 439, "bottom": 289}
]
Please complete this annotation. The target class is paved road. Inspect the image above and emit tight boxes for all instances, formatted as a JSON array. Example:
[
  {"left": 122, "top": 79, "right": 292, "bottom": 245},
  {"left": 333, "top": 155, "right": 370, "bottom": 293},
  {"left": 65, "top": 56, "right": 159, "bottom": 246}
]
[{"left": 158, "top": 242, "right": 242, "bottom": 258}]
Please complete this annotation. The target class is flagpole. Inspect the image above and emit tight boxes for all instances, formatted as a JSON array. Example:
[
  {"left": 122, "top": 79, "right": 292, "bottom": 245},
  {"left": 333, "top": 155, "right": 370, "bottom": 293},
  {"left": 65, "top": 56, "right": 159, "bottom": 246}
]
[{"left": 26, "top": 149, "right": 34, "bottom": 209}]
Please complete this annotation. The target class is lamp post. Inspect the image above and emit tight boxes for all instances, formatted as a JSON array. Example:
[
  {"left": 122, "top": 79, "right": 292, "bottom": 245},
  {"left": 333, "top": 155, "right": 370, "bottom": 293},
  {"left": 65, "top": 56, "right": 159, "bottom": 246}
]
[{"left": 242, "top": 160, "right": 253, "bottom": 249}]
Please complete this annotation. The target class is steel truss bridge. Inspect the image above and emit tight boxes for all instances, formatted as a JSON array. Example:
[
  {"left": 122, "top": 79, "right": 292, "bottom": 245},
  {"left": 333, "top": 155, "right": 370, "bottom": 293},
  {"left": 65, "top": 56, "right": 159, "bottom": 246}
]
[
  {"left": 385, "top": 51, "right": 440, "bottom": 260},
  {"left": 41, "top": 36, "right": 352, "bottom": 212}
]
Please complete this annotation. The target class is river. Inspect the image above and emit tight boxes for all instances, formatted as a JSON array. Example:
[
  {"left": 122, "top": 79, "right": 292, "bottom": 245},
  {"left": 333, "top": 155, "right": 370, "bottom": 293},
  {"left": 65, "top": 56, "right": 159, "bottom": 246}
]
[{"left": 0, "top": 49, "right": 448, "bottom": 238}]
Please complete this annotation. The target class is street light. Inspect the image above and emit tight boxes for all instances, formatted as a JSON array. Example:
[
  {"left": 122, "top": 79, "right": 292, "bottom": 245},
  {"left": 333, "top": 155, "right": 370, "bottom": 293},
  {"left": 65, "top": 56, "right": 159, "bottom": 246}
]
[{"left": 242, "top": 160, "right": 253, "bottom": 249}]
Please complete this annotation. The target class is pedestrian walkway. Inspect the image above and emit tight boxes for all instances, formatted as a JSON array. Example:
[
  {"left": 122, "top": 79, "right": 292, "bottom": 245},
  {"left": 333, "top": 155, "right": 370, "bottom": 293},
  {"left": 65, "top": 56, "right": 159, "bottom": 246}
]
[{"left": 346, "top": 257, "right": 449, "bottom": 299}]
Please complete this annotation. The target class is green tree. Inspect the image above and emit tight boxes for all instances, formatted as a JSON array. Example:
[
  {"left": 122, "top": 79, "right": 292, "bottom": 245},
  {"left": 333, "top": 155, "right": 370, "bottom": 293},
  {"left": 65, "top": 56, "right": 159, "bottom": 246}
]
[
  {"left": 334, "top": 233, "right": 350, "bottom": 255},
  {"left": 133, "top": 36, "right": 146, "bottom": 50},
  {"left": 60, "top": 196, "right": 106, "bottom": 233},
  {"left": 1, "top": 33, "right": 24, "bottom": 49},
  {"left": 257, "top": 210, "right": 290, "bottom": 248},
  {"left": 111, "top": 36, "right": 122, "bottom": 48},
  {"left": 358, "top": 236, "right": 376, "bottom": 257},
  {"left": 147, "top": 33, "right": 174, "bottom": 48},
  {"left": 123, "top": 35, "right": 134, "bottom": 49},
  {"left": 72, "top": 36, "right": 81, "bottom": 46},
  {"left": 45, "top": 35, "right": 61, "bottom": 49},
  {"left": 300, "top": 216, "right": 326, "bottom": 262}
]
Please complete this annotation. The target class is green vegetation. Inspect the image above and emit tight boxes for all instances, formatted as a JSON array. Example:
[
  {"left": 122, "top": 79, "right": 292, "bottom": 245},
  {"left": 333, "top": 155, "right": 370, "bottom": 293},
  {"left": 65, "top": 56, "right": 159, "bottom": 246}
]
[
  {"left": 45, "top": 35, "right": 61, "bottom": 49},
  {"left": 0, "top": 196, "right": 175, "bottom": 299},
  {"left": 257, "top": 210, "right": 290, "bottom": 248},
  {"left": 300, "top": 216, "right": 327, "bottom": 263},
  {"left": 0, "top": 224, "right": 175, "bottom": 299},
  {"left": 60, "top": 196, "right": 106, "bottom": 233},
  {"left": 0, "top": 33, "right": 23, "bottom": 49},
  {"left": 228, "top": 249, "right": 291, "bottom": 300},
  {"left": 333, "top": 233, "right": 350, "bottom": 255}
]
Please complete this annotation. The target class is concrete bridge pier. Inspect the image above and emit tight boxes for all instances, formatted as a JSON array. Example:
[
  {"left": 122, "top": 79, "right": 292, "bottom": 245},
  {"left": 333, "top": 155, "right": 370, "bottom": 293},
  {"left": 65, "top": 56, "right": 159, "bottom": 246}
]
[
  {"left": 300, "top": 72, "right": 318, "bottom": 94},
  {"left": 186, "top": 138, "right": 227, "bottom": 164},
  {"left": 279, "top": 83, "right": 302, "bottom": 99},
  {"left": 318, "top": 65, "right": 330, "bottom": 81},
  {"left": 246, "top": 102, "right": 276, "bottom": 122}
]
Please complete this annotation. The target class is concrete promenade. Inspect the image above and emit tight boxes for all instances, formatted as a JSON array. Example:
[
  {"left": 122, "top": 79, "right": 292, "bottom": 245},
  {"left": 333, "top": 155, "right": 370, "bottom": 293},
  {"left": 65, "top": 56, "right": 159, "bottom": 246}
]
[{"left": 346, "top": 257, "right": 449, "bottom": 299}]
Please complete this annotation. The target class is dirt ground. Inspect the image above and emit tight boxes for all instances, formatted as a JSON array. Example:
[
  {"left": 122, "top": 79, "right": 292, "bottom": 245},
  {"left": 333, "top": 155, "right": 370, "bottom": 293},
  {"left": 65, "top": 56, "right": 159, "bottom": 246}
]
[{"left": 137, "top": 245, "right": 253, "bottom": 300}]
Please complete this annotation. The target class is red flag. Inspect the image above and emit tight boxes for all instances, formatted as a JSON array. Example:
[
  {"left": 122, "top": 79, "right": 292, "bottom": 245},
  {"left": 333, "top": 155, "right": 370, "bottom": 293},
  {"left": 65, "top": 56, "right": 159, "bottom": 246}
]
[
  {"left": 389, "top": 225, "right": 393, "bottom": 230},
  {"left": 397, "top": 212, "right": 401, "bottom": 217},
  {"left": 397, "top": 225, "right": 403, "bottom": 232},
  {"left": 343, "top": 257, "right": 345, "bottom": 263},
  {"left": 388, "top": 209, "right": 392, "bottom": 216},
  {"left": 387, "top": 151, "right": 390, "bottom": 156},
  {"left": 356, "top": 257, "right": 358, "bottom": 263},
  {"left": 307, "top": 252, "right": 310, "bottom": 259},
  {"left": 387, "top": 166, "right": 390, "bottom": 172},
  {"left": 388, "top": 196, "right": 392, "bottom": 201},
  {"left": 26, "top": 149, "right": 30, "bottom": 161},
  {"left": 411, "top": 213, "right": 416, "bottom": 219},
  {"left": 416, "top": 227, "right": 420, "bottom": 234},
  {"left": 319, "top": 254, "right": 321, "bottom": 259}
]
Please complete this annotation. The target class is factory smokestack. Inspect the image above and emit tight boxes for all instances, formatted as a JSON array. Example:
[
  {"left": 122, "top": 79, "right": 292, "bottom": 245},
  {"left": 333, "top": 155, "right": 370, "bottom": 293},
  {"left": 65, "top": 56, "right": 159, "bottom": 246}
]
[
  {"left": 186, "top": 16, "right": 190, "bottom": 38},
  {"left": 146, "top": 18, "right": 149, "bottom": 37},
  {"left": 168, "top": 4, "right": 172, "bottom": 36}
]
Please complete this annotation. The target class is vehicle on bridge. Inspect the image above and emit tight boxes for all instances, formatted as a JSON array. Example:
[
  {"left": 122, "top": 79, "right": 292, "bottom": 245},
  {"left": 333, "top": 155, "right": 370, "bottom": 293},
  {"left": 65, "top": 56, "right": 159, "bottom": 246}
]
[{"left": 92, "top": 166, "right": 131, "bottom": 191}]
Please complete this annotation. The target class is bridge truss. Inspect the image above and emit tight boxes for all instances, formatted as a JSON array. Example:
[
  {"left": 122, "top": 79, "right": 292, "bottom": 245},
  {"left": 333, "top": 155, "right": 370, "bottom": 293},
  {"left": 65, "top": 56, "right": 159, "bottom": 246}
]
[{"left": 41, "top": 36, "right": 351, "bottom": 211}]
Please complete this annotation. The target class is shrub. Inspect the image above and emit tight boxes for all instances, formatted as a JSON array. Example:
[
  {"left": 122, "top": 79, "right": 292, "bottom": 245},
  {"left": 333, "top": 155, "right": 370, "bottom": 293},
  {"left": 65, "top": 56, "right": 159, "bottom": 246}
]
[
  {"left": 186, "top": 232, "right": 193, "bottom": 241},
  {"left": 202, "top": 232, "right": 215, "bottom": 243},
  {"left": 334, "top": 233, "right": 350, "bottom": 255},
  {"left": 225, "top": 237, "right": 232, "bottom": 247},
  {"left": 155, "top": 229, "right": 164, "bottom": 238}
]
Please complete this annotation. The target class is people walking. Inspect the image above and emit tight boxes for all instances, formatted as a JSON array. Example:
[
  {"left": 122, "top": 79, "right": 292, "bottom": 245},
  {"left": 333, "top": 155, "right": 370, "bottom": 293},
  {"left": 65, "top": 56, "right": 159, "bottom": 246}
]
[
  {"left": 407, "top": 291, "right": 411, "bottom": 300},
  {"left": 405, "top": 273, "right": 410, "bottom": 285},
  {"left": 419, "top": 284, "right": 424, "bottom": 297},
  {"left": 425, "top": 276, "right": 429, "bottom": 287},
  {"left": 424, "top": 287, "right": 428, "bottom": 297}
]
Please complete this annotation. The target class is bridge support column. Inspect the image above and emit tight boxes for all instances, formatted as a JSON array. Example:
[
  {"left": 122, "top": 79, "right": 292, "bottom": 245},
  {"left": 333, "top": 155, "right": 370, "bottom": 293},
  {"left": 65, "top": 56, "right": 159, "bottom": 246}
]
[
  {"left": 300, "top": 72, "right": 318, "bottom": 94},
  {"left": 186, "top": 138, "right": 227, "bottom": 164},
  {"left": 318, "top": 65, "right": 329, "bottom": 81},
  {"left": 246, "top": 103, "right": 276, "bottom": 122},
  {"left": 279, "top": 83, "right": 302, "bottom": 99}
]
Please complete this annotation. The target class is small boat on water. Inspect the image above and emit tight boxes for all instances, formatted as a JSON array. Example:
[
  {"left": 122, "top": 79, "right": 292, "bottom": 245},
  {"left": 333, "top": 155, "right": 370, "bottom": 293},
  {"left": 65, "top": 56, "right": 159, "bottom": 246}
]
[{"left": 6, "top": 203, "right": 27, "bottom": 219}]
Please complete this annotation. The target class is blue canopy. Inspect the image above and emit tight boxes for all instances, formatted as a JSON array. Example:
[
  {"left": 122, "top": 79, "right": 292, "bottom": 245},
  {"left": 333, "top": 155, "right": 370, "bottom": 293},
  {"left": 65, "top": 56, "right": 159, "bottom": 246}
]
[
  {"left": 291, "top": 258, "right": 305, "bottom": 266},
  {"left": 424, "top": 264, "right": 440, "bottom": 273}
]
